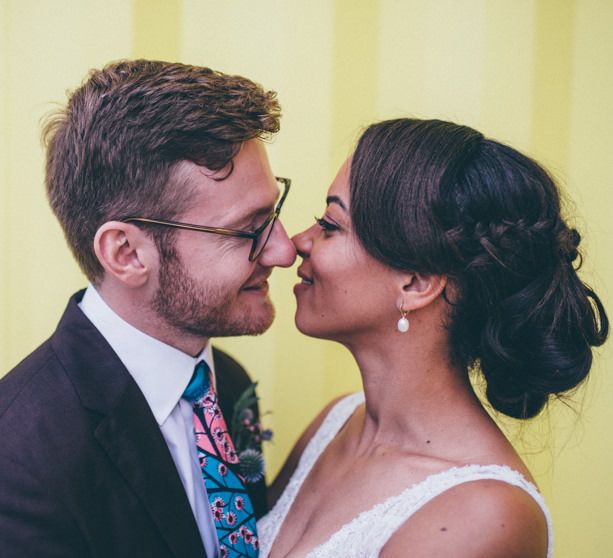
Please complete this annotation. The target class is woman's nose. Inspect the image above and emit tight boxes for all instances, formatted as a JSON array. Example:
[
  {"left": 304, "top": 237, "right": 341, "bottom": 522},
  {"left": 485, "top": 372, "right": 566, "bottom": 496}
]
[{"left": 291, "top": 223, "right": 316, "bottom": 259}]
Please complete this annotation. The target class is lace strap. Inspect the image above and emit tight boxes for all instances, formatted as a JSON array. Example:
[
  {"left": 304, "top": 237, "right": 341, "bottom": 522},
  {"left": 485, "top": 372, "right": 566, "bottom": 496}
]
[
  {"left": 258, "top": 393, "right": 364, "bottom": 556},
  {"left": 294, "top": 392, "right": 365, "bottom": 484},
  {"left": 309, "top": 464, "right": 553, "bottom": 558}
]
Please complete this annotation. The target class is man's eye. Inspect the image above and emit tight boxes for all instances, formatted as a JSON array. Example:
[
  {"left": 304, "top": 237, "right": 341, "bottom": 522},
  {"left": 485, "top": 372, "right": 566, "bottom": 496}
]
[
  {"left": 250, "top": 210, "right": 275, "bottom": 232},
  {"left": 315, "top": 216, "right": 339, "bottom": 232}
]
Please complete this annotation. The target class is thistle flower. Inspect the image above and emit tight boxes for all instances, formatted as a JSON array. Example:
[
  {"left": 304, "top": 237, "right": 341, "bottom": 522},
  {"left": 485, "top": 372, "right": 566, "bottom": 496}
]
[
  {"left": 238, "top": 449, "right": 265, "bottom": 483},
  {"left": 230, "top": 382, "right": 273, "bottom": 483}
]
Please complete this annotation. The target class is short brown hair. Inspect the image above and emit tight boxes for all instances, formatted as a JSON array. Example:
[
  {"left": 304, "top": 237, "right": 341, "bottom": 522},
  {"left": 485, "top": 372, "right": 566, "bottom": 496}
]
[{"left": 43, "top": 59, "right": 281, "bottom": 281}]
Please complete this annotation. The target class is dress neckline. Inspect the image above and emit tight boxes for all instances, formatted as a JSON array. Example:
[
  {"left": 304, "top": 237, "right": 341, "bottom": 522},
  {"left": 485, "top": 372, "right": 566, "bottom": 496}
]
[{"left": 258, "top": 392, "right": 553, "bottom": 558}]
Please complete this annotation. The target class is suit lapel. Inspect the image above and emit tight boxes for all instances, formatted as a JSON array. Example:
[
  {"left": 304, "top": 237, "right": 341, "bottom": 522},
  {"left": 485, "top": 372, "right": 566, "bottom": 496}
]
[
  {"left": 52, "top": 292, "right": 206, "bottom": 557},
  {"left": 95, "top": 381, "right": 204, "bottom": 557}
]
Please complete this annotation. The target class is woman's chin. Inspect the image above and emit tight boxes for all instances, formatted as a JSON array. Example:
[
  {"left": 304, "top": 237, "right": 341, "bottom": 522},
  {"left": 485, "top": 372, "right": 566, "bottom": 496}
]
[
  {"left": 294, "top": 313, "right": 312, "bottom": 336},
  {"left": 295, "top": 314, "right": 341, "bottom": 342}
]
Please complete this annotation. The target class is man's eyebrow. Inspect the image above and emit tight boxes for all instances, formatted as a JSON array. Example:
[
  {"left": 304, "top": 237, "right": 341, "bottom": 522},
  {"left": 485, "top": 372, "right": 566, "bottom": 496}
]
[
  {"left": 326, "top": 195, "right": 347, "bottom": 211},
  {"left": 228, "top": 185, "right": 281, "bottom": 229},
  {"left": 231, "top": 205, "right": 274, "bottom": 230}
]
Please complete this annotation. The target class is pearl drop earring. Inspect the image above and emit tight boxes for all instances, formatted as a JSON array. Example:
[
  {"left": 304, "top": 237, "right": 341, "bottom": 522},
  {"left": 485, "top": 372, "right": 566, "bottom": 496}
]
[{"left": 397, "top": 304, "right": 409, "bottom": 333}]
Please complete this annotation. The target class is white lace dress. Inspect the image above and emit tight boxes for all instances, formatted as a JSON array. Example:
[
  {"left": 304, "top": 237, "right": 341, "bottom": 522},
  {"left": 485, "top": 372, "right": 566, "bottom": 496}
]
[{"left": 258, "top": 393, "right": 553, "bottom": 558}]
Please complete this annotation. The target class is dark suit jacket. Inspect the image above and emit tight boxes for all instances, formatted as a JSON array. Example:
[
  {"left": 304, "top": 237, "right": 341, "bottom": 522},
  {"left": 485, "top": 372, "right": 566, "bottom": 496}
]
[{"left": 0, "top": 291, "right": 267, "bottom": 557}]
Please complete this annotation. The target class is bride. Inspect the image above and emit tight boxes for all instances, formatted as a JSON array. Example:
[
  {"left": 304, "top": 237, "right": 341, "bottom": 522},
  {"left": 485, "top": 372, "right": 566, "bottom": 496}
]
[{"left": 257, "top": 118, "right": 608, "bottom": 557}]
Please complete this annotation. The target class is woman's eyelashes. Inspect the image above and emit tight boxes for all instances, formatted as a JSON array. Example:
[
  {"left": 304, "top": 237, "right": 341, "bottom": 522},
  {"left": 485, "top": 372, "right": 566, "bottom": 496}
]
[{"left": 315, "top": 216, "right": 340, "bottom": 234}]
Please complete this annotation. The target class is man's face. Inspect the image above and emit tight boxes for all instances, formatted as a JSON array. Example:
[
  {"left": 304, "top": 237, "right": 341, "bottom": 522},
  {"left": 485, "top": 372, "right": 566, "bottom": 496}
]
[{"left": 151, "top": 139, "right": 296, "bottom": 342}]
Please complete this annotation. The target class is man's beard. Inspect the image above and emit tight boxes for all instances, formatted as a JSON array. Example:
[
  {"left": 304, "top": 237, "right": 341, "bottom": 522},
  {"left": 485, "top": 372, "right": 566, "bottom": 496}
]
[{"left": 151, "top": 249, "right": 275, "bottom": 338}]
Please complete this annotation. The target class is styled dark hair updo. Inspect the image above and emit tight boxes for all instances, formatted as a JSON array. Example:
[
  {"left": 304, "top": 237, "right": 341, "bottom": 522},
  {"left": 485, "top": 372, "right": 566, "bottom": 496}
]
[{"left": 350, "top": 118, "right": 609, "bottom": 419}]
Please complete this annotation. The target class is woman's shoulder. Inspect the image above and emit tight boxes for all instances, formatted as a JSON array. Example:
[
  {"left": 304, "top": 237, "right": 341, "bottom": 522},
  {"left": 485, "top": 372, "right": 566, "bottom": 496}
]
[
  {"left": 288, "top": 393, "right": 358, "bottom": 458},
  {"left": 267, "top": 393, "right": 360, "bottom": 506},
  {"left": 284, "top": 391, "right": 361, "bottom": 463},
  {"left": 380, "top": 467, "right": 549, "bottom": 558}
]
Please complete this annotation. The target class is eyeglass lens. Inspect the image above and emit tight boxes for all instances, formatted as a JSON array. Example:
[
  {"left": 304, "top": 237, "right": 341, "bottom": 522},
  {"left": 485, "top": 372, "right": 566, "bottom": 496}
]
[{"left": 250, "top": 215, "right": 278, "bottom": 261}]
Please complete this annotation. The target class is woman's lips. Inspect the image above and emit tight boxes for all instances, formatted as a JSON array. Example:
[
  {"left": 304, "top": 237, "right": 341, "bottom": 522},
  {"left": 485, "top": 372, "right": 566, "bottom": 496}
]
[
  {"left": 296, "top": 266, "right": 313, "bottom": 284},
  {"left": 294, "top": 268, "right": 313, "bottom": 294}
]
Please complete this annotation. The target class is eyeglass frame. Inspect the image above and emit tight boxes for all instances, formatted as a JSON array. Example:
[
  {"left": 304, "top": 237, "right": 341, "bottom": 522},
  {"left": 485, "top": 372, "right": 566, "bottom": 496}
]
[{"left": 122, "top": 176, "right": 291, "bottom": 262}]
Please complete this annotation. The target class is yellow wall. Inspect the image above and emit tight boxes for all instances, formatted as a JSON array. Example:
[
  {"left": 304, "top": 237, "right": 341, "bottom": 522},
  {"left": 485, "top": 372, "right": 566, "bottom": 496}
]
[{"left": 1, "top": 1, "right": 612, "bottom": 555}]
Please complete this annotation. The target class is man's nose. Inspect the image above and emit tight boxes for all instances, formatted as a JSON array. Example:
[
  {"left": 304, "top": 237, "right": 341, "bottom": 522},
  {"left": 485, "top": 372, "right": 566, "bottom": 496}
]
[{"left": 258, "top": 219, "right": 296, "bottom": 268}]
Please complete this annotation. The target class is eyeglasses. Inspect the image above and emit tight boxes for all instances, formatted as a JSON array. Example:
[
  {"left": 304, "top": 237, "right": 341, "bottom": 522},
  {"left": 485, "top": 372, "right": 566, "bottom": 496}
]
[{"left": 123, "top": 177, "right": 291, "bottom": 262}]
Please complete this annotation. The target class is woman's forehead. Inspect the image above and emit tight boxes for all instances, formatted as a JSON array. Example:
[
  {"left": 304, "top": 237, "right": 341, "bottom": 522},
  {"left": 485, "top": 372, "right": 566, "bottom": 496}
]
[{"left": 327, "top": 157, "right": 352, "bottom": 199}]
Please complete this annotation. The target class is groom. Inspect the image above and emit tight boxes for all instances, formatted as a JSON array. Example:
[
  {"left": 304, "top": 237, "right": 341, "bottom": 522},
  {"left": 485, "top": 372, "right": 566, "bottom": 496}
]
[{"left": 0, "top": 60, "right": 295, "bottom": 557}]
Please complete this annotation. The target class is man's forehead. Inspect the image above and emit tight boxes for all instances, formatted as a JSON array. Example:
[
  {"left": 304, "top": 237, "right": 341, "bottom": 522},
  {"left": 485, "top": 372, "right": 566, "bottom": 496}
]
[{"left": 175, "top": 158, "right": 278, "bottom": 224}]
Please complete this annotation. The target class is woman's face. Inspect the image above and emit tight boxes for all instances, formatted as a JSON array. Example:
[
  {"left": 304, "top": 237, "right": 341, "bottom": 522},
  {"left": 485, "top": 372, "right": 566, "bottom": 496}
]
[{"left": 292, "top": 159, "right": 400, "bottom": 342}]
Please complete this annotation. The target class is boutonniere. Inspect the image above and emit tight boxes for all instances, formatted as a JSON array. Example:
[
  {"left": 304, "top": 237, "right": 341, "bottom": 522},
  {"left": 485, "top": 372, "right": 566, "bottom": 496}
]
[{"left": 230, "top": 382, "right": 273, "bottom": 484}]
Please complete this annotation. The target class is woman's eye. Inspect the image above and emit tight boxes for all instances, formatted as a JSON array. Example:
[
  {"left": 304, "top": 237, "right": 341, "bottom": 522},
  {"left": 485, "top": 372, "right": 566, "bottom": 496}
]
[{"left": 314, "top": 216, "right": 339, "bottom": 232}]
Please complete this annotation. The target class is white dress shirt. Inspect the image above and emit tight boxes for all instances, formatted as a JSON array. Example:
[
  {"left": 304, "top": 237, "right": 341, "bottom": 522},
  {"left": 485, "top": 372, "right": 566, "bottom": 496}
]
[{"left": 79, "top": 285, "right": 220, "bottom": 557}]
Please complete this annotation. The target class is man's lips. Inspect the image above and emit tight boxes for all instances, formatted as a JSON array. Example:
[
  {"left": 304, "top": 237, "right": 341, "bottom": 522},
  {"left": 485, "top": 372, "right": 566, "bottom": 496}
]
[
  {"left": 242, "top": 274, "right": 271, "bottom": 291},
  {"left": 242, "top": 281, "right": 268, "bottom": 291}
]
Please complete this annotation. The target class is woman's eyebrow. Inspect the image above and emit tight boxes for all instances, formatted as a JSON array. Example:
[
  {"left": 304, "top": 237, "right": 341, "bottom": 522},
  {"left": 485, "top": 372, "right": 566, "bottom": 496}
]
[{"left": 326, "top": 195, "right": 347, "bottom": 211}]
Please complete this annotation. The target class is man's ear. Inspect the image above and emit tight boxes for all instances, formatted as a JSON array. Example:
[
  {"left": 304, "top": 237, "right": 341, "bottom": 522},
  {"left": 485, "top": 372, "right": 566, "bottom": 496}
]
[
  {"left": 396, "top": 272, "right": 448, "bottom": 312},
  {"left": 93, "top": 221, "right": 157, "bottom": 287}
]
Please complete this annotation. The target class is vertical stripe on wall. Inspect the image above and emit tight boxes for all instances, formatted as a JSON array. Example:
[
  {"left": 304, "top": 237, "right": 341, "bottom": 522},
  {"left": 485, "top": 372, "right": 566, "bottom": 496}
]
[
  {"left": 133, "top": 0, "right": 182, "bottom": 61},
  {"left": 330, "top": 0, "right": 381, "bottom": 163},
  {"left": 530, "top": 0, "right": 575, "bottom": 172},
  {"left": 0, "top": 1, "right": 11, "bottom": 367}
]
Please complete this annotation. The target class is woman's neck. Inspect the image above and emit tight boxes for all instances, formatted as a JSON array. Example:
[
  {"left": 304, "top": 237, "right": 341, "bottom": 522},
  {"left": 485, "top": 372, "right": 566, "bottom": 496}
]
[{"left": 343, "top": 330, "right": 491, "bottom": 459}]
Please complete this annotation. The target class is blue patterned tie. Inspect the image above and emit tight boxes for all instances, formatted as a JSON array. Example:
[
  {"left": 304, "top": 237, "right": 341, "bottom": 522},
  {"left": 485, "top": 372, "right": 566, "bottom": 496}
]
[{"left": 184, "top": 361, "right": 259, "bottom": 558}]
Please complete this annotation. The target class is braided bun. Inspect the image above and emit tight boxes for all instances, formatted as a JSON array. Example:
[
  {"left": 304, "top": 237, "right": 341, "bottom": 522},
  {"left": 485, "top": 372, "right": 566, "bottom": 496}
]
[{"left": 350, "top": 119, "right": 608, "bottom": 418}]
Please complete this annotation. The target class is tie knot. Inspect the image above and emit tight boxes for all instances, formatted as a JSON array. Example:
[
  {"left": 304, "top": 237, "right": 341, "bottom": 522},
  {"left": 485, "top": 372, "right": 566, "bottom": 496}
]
[{"left": 183, "top": 360, "right": 211, "bottom": 403}]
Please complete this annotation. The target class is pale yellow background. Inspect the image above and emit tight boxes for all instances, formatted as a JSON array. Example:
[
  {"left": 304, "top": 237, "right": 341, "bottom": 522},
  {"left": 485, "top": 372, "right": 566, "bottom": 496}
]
[{"left": 1, "top": 1, "right": 612, "bottom": 556}]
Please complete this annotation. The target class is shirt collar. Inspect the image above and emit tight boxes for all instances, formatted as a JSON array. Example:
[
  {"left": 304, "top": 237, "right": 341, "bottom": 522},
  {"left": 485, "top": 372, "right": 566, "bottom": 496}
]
[{"left": 79, "top": 284, "right": 215, "bottom": 426}]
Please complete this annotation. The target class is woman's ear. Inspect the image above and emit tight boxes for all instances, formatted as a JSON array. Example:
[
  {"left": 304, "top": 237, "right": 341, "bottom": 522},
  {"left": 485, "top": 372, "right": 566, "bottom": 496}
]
[
  {"left": 397, "top": 272, "right": 447, "bottom": 311},
  {"left": 93, "top": 221, "right": 156, "bottom": 288}
]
